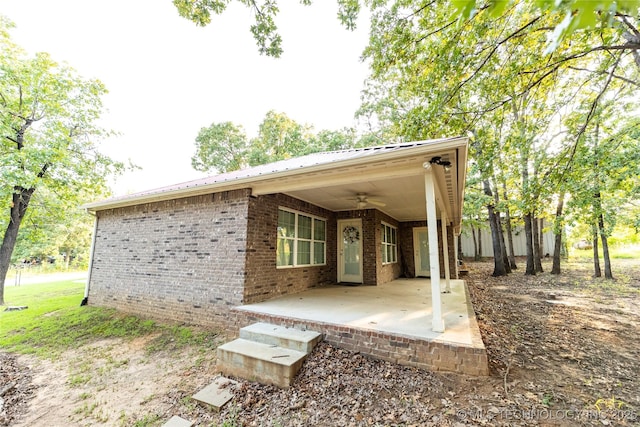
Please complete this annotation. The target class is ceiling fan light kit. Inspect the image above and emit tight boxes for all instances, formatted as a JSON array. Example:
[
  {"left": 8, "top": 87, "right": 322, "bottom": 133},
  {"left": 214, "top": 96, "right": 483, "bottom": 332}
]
[{"left": 351, "top": 193, "right": 386, "bottom": 209}]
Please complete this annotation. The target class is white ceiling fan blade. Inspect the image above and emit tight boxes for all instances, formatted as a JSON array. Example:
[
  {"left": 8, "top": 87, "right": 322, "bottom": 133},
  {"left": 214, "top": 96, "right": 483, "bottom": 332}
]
[{"left": 368, "top": 199, "right": 386, "bottom": 207}]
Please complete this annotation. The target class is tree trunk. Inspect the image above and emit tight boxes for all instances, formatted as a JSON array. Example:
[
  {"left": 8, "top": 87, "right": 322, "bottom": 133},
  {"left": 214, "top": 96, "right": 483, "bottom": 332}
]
[
  {"left": 497, "top": 214, "right": 512, "bottom": 274},
  {"left": 539, "top": 218, "right": 545, "bottom": 257},
  {"left": 477, "top": 218, "right": 483, "bottom": 260},
  {"left": 484, "top": 180, "right": 507, "bottom": 277},
  {"left": 551, "top": 192, "right": 565, "bottom": 275},
  {"left": 592, "top": 224, "right": 601, "bottom": 277},
  {"left": 491, "top": 179, "right": 510, "bottom": 274},
  {"left": 532, "top": 216, "right": 544, "bottom": 273},
  {"left": 598, "top": 212, "right": 614, "bottom": 279},
  {"left": 524, "top": 213, "right": 536, "bottom": 275},
  {"left": 471, "top": 225, "right": 480, "bottom": 261},
  {"left": 502, "top": 182, "right": 517, "bottom": 269},
  {"left": 0, "top": 187, "right": 36, "bottom": 305}
]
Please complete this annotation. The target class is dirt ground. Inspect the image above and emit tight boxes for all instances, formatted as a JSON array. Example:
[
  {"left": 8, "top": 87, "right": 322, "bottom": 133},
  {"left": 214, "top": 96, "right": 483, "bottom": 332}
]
[{"left": 1, "top": 258, "right": 639, "bottom": 426}]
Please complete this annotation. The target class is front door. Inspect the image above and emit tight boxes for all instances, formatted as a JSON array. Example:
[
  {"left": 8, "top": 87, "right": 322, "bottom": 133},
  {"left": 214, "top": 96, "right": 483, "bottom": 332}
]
[
  {"left": 338, "top": 219, "right": 363, "bottom": 283},
  {"left": 413, "top": 227, "right": 431, "bottom": 277}
]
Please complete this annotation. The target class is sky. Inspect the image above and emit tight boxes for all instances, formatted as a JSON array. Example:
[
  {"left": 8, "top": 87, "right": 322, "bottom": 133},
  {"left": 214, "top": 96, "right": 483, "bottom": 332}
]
[{"left": 2, "top": 0, "right": 371, "bottom": 196}]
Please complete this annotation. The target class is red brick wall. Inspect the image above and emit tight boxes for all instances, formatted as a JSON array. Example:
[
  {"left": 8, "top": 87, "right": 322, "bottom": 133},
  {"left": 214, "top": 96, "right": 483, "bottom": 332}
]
[
  {"left": 244, "top": 194, "right": 337, "bottom": 303},
  {"left": 399, "top": 220, "right": 457, "bottom": 279},
  {"left": 375, "top": 211, "right": 402, "bottom": 284}
]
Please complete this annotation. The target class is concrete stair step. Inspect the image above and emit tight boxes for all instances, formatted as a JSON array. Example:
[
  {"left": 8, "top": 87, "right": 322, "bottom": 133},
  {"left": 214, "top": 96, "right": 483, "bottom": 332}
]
[
  {"left": 162, "top": 415, "right": 193, "bottom": 427},
  {"left": 217, "top": 338, "right": 308, "bottom": 388},
  {"left": 192, "top": 376, "right": 237, "bottom": 410},
  {"left": 239, "top": 322, "right": 322, "bottom": 354}
]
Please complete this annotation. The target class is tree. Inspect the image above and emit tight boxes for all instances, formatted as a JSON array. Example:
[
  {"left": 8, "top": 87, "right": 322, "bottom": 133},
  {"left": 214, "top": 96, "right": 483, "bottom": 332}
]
[
  {"left": 172, "top": 0, "right": 362, "bottom": 57},
  {"left": 190, "top": 111, "right": 364, "bottom": 173},
  {"left": 191, "top": 122, "right": 249, "bottom": 173},
  {"left": 0, "top": 19, "right": 124, "bottom": 304},
  {"left": 248, "top": 110, "right": 315, "bottom": 165},
  {"left": 172, "top": 1, "right": 639, "bottom": 62},
  {"left": 9, "top": 187, "right": 102, "bottom": 269}
]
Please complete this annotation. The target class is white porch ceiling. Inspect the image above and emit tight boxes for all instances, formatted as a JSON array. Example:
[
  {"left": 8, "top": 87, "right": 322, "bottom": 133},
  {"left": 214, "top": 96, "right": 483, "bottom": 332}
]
[{"left": 252, "top": 147, "right": 465, "bottom": 225}]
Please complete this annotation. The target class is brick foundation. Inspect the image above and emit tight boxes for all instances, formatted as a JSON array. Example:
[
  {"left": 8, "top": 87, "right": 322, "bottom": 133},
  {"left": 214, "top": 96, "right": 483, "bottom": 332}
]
[{"left": 227, "top": 310, "right": 488, "bottom": 376}]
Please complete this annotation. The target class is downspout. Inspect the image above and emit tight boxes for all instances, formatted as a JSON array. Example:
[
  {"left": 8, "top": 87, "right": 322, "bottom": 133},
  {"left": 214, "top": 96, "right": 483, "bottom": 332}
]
[{"left": 81, "top": 211, "right": 98, "bottom": 306}]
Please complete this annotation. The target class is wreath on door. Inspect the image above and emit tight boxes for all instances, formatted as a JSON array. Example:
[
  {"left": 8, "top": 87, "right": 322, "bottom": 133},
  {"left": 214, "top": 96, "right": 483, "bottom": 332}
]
[{"left": 343, "top": 225, "right": 360, "bottom": 244}]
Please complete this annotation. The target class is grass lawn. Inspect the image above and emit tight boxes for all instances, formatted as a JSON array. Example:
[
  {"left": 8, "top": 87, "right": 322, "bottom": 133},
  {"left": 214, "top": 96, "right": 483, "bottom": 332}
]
[
  {"left": 1, "top": 279, "right": 217, "bottom": 358},
  {"left": 568, "top": 244, "right": 640, "bottom": 261}
]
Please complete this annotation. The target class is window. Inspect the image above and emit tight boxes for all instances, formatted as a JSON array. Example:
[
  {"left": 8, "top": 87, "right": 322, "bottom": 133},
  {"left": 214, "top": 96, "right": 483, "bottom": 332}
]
[
  {"left": 381, "top": 222, "right": 397, "bottom": 264},
  {"left": 277, "top": 208, "right": 326, "bottom": 267}
]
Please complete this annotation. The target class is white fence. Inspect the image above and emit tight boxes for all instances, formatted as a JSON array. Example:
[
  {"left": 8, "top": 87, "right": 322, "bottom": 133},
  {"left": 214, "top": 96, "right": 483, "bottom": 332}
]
[{"left": 460, "top": 223, "right": 556, "bottom": 258}]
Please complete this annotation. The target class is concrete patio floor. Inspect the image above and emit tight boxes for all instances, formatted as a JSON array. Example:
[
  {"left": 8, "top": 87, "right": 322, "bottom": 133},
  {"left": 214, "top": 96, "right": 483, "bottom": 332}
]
[{"left": 236, "top": 278, "right": 482, "bottom": 347}]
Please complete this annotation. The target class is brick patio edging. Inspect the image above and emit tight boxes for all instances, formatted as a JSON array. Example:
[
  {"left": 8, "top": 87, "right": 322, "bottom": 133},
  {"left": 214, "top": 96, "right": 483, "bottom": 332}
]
[{"left": 226, "top": 308, "right": 489, "bottom": 376}]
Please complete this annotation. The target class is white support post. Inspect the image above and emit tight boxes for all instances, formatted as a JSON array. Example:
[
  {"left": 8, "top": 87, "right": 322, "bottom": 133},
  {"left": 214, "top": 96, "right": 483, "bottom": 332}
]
[
  {"left": 453, "top": 231, "right": 460, "bottom": 276},
  {"left": 441, "top": 211, "right": 451, "bottom": 293},
  {"left": 423, "top": 163, "right": 444, "bottom": 332}
]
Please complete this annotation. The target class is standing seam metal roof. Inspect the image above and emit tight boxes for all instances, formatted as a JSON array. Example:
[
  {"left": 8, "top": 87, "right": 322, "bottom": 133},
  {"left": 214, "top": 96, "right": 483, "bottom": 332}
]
[{"left": 86, "top": 137, "right": 463, "bottom": 209}]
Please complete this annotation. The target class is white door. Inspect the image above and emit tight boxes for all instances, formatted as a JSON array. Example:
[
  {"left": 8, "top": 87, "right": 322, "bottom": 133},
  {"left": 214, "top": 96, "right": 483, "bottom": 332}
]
[
  {"left": 338, "top": 219, "right": 363, "bottom": 283},
  {"left": 413, "top": 227, "right": 431, "bottom": 277}
]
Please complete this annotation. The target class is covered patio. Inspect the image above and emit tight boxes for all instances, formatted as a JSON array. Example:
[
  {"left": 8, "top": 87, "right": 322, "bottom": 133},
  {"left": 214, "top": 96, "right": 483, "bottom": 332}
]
[{"left": 230, "top": 278, "right": 488, "bottom": 376}]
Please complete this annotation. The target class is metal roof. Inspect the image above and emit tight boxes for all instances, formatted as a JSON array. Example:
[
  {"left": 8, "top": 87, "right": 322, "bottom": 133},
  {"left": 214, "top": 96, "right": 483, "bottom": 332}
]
[{"left": 84, "top": 137, "right": 467, "bottom": 213}]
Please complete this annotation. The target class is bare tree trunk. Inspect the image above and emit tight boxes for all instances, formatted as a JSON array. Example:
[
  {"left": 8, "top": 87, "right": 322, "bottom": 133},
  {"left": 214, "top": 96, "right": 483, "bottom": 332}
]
[
  {"left": 532, "top": 216, "right": 544, "bottom": 273},
  {"left": 539, "top": 218, "right": 545, "bottom": 257},
  {"left": 502, "top": 183, "right": 517, "bottom": 269},
  {"left": 0, "top": 187, "right": 36, "bottom": 305},
  {"left": 484, "top": 180, "right": 507, "bottom": 277},
  {"left": 551, "top": 192, "right": 565, "bottom": 275},
  {"left": 497, "top": 214, "right": 512, "bottom": 274},
  {"left": 471, "top": 225, "right": 479, "bottom": 261},
  {"left": 598, "top": 211, "right": 614, "bottom": 279},
  {"left": 477, "top": 218, "right": 483, "bottom": 260},
  {"left": 592, "top": 224, "right": 602, "bottom": 277},
  {"left": 524, "top": 213, "right": 536, "bottom": 275},
  {"left": 491, "top": 178, "right": 511, "bottom": 274}
]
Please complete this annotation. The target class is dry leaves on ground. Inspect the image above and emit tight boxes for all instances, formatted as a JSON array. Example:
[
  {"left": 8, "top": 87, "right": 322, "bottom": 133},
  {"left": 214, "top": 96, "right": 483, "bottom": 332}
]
[{"left": 3, "top": 258, "right": 640, "bottom": 426}]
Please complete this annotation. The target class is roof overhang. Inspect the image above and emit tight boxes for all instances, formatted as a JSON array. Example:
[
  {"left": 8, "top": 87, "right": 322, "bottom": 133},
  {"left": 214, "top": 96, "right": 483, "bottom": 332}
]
[{"left": 84, "top": 137, "right": 469, "bottom": 229}]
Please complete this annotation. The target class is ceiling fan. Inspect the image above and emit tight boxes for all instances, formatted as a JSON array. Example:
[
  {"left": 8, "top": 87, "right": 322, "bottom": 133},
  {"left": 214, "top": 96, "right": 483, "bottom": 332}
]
[{"left": 348, "top": 193, "right": 386, "bottom": 209}]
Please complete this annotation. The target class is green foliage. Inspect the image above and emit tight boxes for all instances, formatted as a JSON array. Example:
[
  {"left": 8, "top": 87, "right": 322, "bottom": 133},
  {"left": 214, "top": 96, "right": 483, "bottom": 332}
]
[
  {"left": 248, "top": 110, "right": 315, "bottom": 165},
  {"left": 172, "top": 0, "right": 640, "bottom": 58},
  {"left": 191, "top": 121, "right": 249, "bottom": 173},
  {"left": 0, "top": 18, "right": 126, "bottom": 303},
  {"left": 453, "top": 0, "right": 640, "bottom": 51},
  {"left": 190, "top": 110, "right": 372, "bottom": 173},
  {"left": 9, "top": 186, "right": 101, "bottom": 266},
  {"left": 173, "top": 0, "right": 362, "bottom": 57}
]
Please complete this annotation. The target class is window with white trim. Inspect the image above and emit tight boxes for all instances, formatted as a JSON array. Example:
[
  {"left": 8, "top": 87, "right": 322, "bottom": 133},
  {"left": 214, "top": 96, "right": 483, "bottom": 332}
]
[
  {"left": 277, "top": 208, "right": 326, "bottom": 267},
  {"left": 381, "top": 222, "right": 398, "bottom": 264}
]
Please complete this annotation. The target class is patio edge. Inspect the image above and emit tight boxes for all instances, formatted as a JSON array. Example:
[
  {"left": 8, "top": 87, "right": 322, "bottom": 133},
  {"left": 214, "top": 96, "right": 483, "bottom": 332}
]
[{"left": 227, "top": 300, "right": 489, "bottom": 377}]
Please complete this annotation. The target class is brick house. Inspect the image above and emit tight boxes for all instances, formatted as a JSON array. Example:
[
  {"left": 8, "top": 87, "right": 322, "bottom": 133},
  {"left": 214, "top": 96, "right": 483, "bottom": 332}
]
[{"left": 83, "top": 137, "right": 468, "bottom": 333}]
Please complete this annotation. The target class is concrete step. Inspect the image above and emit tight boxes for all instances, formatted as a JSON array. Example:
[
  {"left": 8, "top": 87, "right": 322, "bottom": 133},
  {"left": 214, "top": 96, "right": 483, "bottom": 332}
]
[
  {"left": 217, "top": 338, "right": 308, "bottom": 388},
  {"left": 162, "top": 415, "right": 193, "bottom": 427},
  {"left": 192, "top": 376, "right": 237, "bottom": 410},
  {"left": 239, "top": 322, "right": 322, "bottom": 354}
]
